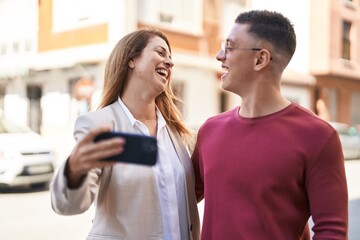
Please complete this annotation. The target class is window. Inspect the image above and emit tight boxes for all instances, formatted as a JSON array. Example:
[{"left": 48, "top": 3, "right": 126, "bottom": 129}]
[
  {"left": 350, "top": 91, "right": 360, "bottom": 125},
  {"left": 137, "top": 0, "right": 202, "bottom": 34},
  {"left": 0, "top": 43, "right": 6, "bottom": 55},
  {"left": 52, "top": 0, "right": 111, "bottom": 32},
  {"left": 27, "top": 85, "right": 42, "bottom": 133},
  {"left": 171, "top": 80, "right": 185, "bottom": 114},
  {"left": 12, "top": 41, "right": 19, "bottom": 54},
  {"left": 324, "top": 87, "right": 338, "bottom": 122},
  {"left": 159, "top": 0, "right": 175, "bottom": 23},
  {"left": 25, "top": 39, "right": 32, "bottom": 52},
  {"left": 0, "top": 85, "right": 5, "bottom": 111},
  {"left": 342, "top": 21, "right": 352, "bottom": 60},
  {"left": 0, "top": 40, "right": 33, "bottom": 56}
]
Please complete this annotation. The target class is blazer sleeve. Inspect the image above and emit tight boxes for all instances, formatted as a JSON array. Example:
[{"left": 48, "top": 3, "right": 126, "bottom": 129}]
[{"left": 50, "top": 114, "right": 103, "bottom": 215}]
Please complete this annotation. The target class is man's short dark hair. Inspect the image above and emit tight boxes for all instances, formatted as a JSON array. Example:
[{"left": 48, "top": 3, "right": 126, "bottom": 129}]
[{"left": 235, "top": 10, "right": 296, "bottom": 59}]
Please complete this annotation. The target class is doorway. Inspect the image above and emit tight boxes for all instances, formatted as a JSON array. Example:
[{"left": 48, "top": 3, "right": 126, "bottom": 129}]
[{"left": 27, "top": 85, "right": 42, "bottom": 133}]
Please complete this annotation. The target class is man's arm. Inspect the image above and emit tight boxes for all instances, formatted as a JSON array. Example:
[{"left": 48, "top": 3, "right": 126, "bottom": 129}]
[
  {"left": 306, "top": 131, "right": 348, "bottom": 239},
  {"left": 191, "top": 143, "right": 204, "bottom": 202}
]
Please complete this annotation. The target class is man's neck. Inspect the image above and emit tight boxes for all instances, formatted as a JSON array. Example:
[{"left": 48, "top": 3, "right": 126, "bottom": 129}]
[{"left": 239, "top": 96, "right": 291, "bottom": 118}]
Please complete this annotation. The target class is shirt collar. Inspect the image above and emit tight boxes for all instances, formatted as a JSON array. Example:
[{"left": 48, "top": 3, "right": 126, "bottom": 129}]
[{"left": 118, "top": 97, "right": 166, "bottom": 129}]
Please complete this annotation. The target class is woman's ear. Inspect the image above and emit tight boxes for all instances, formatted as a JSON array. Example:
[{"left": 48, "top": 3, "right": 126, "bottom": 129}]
[{"left": 128, "top": 59, "right": 135, "bottom": 68}]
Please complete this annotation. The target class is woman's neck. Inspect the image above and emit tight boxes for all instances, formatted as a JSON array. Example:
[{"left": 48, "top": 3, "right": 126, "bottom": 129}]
[{"left": 121, "top": 94, "right": 158, "bottom": 136}]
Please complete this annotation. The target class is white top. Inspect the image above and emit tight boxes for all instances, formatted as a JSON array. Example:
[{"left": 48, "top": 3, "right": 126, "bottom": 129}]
[{"left": 118, "top": 98, "right": 189, "bottom": 240}]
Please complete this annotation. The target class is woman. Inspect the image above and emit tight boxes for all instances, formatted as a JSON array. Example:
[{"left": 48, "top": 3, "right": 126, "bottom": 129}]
[{"left": 50, "top": 29, "right": 200, "bottom": 240}]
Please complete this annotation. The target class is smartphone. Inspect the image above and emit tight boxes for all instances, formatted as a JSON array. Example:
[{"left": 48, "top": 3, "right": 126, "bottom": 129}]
[{"left": 94, "top": 131, "right": 157, "bottom": 166}]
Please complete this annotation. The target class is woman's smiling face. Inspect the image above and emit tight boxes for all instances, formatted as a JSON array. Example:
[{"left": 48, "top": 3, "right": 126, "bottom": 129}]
[{"left": 129, "top": 36, "right": 174, "bottom": 95}]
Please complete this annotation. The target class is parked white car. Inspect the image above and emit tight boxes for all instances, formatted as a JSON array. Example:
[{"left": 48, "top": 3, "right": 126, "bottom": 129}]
[{"left": 0, "top": 116, "right": 55, "bottom": 188}]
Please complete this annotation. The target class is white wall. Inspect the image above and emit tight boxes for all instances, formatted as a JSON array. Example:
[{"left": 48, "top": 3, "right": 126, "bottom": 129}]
[
  {"left": 0, "top": 0, "right": 38, "bottom": 78},
  {"left": 172, "top": 50, "right": 220, "bottom": 129},
  {"left": 173, "top": 65, "right": 219, "bottom": 130}
]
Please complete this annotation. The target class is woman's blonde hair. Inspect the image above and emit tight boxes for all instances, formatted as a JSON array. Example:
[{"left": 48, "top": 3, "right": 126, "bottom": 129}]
[{"left": 99, "top": 29, "right": 193, "bottom": 143}]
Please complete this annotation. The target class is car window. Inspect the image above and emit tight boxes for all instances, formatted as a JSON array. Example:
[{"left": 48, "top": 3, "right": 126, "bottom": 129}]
[{"left": 0, "top": 118, "right": 31, "bottom": 133}]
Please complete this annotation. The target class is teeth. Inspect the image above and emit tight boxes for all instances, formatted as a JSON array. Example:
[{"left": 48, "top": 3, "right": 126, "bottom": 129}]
[{"left": 156, "top": 69, "right": 168, "bottom": 77}]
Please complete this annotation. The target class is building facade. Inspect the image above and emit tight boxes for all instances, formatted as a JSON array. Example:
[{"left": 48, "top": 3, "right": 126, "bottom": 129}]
[
  {"left": 0, "top": 0, "right": 359, "bottom": 157},
  {"left": 310, "top": 0, "right": 360, "bottom": 125}
]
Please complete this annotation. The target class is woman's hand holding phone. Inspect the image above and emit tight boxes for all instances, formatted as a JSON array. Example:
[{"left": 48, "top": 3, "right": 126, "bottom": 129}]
[{"left": 65, "top": 126, "right": 125, "bottom": 188}]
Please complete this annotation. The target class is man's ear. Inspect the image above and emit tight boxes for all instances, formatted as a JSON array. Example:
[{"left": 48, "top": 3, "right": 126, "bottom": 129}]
[
  {"left": 128, "top": 59, "right": 135, "bottom": 68},
  {"left": 254, "top": 50, "right": 271, "bottom": 71}
]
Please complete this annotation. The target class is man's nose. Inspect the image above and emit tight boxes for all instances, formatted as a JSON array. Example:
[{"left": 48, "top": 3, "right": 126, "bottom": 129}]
[{"left": 216, "top": 49, "right": 226, "bottom": 61}]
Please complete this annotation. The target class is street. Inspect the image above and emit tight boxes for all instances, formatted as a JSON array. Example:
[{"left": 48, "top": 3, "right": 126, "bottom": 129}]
[{"left": 0, "top": 160, "right": 359, "bottom": 240}]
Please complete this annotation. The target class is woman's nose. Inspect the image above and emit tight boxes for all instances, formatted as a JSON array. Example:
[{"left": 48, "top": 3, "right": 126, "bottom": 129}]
[{"left": 164, "top": 58, "right": 174, "bottom": 68}]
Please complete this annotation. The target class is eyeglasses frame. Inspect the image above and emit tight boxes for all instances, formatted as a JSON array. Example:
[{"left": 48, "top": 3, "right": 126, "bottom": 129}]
[{"left": 220, "top": 41, "right": 273, "bottom": 61}]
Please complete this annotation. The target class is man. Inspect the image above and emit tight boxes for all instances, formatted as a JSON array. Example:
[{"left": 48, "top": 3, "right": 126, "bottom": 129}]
[{"left": 192, "top": 10, "right": 348, "bottom": 239}]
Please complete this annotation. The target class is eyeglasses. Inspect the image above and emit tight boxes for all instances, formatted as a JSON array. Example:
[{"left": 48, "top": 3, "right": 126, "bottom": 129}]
[{"left": 220, "top": 41, "right": 273, "bottom": 60}]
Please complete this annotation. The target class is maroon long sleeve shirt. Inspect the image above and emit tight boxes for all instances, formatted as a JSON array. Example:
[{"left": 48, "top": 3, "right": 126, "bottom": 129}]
[{"left": 192, "top": 103, "right": 348, "bottom": 240}]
